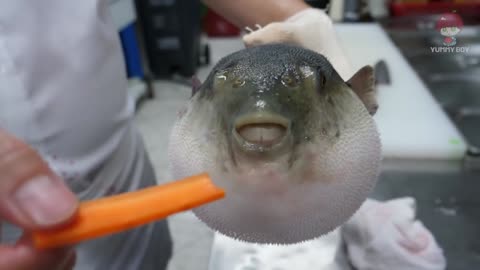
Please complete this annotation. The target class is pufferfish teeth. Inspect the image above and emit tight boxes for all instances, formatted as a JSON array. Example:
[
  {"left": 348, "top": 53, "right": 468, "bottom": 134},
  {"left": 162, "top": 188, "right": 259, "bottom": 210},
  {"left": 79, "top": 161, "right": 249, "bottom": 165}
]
[{"left": 237, "top": 123, "right": 286, "bottom": 146}]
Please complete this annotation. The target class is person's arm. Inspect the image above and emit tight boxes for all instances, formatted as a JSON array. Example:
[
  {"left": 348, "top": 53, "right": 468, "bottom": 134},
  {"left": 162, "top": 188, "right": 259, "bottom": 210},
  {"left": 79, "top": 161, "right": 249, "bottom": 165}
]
[
  {"left": 203, "top": 0, "right": 354, "bottom": 83},
  {"left": 202, "top": 0, "right": 310, "bottom": 28}
]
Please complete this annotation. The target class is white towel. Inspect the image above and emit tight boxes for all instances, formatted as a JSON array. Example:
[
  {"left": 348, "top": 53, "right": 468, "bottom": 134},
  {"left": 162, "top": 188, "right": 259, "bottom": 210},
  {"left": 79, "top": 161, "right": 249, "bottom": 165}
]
[
  {"left": 339, "top": 197, "right": 447, "bottom": 270},
  {"left": 207, "top": 198, "right": 447, "bottom": 270}
]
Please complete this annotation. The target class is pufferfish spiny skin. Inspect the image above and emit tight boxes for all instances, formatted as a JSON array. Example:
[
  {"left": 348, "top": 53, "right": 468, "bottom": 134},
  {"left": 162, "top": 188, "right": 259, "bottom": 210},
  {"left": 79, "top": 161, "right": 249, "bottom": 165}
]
[{"left": 168, "top": 43, "right": 381, "bottom": 244}]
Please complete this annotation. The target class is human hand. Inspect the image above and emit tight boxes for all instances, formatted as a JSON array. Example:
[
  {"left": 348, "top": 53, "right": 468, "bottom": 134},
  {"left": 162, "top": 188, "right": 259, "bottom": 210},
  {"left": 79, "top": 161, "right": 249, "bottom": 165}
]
[
  {"left": 0, "top": 129, "right": 79, "bottom": 270},
  {"left": 243, "top": 8, "right": 354, "bottom": 80}
]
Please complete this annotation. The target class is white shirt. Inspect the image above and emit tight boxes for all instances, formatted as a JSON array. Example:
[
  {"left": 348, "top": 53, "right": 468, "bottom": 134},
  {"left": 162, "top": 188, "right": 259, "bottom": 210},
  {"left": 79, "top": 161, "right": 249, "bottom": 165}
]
[
  {"left": 0, "top": 0, "right": 170, "bottom": 269},
  {"left": 0, "top": 0, "right": 133, "bottom": 193}
]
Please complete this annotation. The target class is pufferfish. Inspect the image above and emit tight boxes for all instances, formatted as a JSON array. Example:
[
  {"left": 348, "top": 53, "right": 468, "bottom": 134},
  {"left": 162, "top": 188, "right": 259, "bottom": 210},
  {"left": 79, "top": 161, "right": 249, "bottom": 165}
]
[{"left": 168, "top": 43, "right": 381, "bottom": 245}]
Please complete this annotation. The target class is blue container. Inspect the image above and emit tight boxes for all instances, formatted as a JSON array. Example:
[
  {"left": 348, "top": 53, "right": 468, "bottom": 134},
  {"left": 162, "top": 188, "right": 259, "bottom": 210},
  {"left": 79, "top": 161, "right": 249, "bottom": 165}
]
[{"left": 120, "top": 23, "right": 144, "bottom": 79}]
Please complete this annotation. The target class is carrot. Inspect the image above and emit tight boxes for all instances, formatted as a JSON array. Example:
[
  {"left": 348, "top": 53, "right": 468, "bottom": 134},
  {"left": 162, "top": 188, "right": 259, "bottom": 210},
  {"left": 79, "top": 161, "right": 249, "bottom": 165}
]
[{"left": 31, "top": 173, "right": 225, "bottom": 250}]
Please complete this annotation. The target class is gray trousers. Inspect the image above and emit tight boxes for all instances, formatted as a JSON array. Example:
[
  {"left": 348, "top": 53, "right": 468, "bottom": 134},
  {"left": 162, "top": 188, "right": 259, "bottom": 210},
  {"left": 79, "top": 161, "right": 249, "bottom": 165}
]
[
  {"left": 137, "top": 152, "right": 173, "bottom": 270},
  {"left": 71, "top": 150, "right": 174, "bottom": 270}
]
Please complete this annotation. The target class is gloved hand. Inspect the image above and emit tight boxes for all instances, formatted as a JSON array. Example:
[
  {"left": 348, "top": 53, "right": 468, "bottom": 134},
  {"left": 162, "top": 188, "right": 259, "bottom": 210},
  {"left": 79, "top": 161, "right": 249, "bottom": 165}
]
[
  {"left": 0, "top": 129, "right": 78, "bottom": 270},
  {"left": 243, "top": 8, "right": 354, "bottom": 80}
]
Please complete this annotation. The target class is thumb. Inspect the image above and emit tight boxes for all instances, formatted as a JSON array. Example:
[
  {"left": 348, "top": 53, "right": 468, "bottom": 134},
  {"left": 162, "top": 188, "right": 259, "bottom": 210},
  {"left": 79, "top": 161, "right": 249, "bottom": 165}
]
[{"left": 0, "top": 129, "right": 78, "bottom": 230}]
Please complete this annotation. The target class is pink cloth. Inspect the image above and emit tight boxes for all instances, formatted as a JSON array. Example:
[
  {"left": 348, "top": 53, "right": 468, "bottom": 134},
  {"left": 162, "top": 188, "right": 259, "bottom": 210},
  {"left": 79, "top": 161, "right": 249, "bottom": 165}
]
[{"left": 341, "top": 198, "right": 447, "bottom": 270}]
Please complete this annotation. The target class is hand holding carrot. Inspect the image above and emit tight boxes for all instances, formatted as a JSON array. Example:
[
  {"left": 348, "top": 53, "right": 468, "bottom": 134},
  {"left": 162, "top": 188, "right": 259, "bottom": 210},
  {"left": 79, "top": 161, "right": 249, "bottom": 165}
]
[
  {"left": 0, "top": 129, "right": 78, "bottom": 270},
  {"left": 0, "top": 128, "right": 225, "bottom": 265},
  {"left": 32, "top": 173, "right": 225, "bottom": 250}
]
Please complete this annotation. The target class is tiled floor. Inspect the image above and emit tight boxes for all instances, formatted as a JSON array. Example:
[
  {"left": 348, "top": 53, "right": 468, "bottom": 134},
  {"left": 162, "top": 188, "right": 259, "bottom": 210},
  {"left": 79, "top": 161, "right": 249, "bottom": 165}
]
[{"left": 134, "top": 39, "right": 245, "bottom": 270}]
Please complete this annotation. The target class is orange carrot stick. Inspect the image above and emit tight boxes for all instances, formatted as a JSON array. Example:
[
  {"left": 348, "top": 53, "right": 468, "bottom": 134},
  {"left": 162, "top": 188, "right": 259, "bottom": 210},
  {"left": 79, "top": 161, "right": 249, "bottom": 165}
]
[{"left": 32, "top": 173, "right": 225, "bottom": 250}]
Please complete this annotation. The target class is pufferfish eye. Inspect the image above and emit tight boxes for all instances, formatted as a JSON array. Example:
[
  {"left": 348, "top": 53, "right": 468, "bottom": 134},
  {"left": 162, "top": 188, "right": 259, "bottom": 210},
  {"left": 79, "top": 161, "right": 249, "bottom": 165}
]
[
  {"left": 232, "top": 78, "right": 245, "bottom": 88},
  {"left": 215, "top": 70, "right": 228, "bottom": 81},
  {"left": 281, "top": 74, "right": 299, "bottom": 88},
  {"left": 213, "top": 70, "right": 229, "bottom": 89}
]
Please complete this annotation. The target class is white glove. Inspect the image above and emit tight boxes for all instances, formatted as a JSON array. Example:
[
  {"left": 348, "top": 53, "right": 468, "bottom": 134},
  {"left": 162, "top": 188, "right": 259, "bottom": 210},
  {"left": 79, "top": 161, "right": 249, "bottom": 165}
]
[{"left": 243, "top": 8, "right": 354, "bottom": 80}]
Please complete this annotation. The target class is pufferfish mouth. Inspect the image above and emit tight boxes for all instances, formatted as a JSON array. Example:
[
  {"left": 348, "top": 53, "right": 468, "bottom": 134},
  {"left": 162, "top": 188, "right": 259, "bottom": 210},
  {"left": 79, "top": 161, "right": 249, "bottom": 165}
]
[{"left": 233, "top": 113, "right": 290, "bottom": 149}]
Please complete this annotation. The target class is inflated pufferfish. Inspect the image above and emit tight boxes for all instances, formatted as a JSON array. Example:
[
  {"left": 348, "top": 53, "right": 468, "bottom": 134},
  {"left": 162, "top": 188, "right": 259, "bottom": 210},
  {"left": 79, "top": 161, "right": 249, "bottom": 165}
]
[{"left": 168, "top": 43, "right": 381, "bottom": 244}]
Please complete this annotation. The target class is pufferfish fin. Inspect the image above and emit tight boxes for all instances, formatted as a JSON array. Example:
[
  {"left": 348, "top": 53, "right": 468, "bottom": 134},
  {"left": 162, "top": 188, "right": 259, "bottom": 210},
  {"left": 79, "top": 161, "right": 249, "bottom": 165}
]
[
  {"left": 191, "top": 75, "right": 202, "bottom": 97},
  {"left": 347, "top": 65, "right": 378, "bottom": 116}
]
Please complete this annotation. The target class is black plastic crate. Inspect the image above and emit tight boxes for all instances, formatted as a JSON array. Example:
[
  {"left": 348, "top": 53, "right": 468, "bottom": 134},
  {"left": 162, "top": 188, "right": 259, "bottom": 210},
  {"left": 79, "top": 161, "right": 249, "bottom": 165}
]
[{"left": 135, "top": 0, "right": 203, "bottom": 78}]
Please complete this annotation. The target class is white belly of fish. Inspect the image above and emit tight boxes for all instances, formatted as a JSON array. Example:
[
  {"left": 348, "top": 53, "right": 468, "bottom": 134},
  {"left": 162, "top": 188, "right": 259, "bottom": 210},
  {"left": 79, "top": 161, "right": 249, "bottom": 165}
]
[{"left": 168, "top": 98, "right": 381, "bottom": 244}]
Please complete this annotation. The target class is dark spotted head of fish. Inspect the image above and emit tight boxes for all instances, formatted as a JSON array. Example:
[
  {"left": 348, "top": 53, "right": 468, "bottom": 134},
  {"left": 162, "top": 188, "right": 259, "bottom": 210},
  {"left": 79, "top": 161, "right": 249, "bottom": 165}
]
[
  {"left": 169, "top": 43, "right": 381, "bottom": 244},
  {"left": 194, "top": 43, "right": 377, "bottom": 164}
]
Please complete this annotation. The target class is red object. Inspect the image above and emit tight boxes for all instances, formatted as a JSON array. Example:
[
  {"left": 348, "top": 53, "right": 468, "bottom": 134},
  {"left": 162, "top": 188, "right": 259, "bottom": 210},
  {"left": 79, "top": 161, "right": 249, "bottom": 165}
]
[
  {"left": 203, "top": 9, "right": 241, "bottom": 37},
  {"left": 390, "top": 2, "right": 480, "bottom": 17},
  {"left": 435, "top": 12, "right": 464, "bottom": 30}
]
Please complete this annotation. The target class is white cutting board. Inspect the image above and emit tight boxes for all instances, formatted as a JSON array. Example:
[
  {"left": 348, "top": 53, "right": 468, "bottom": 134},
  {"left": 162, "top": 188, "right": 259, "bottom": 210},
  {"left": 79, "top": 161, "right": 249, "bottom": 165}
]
[{"left": 335, "top": 23, "right": 467, "bottom": 160}]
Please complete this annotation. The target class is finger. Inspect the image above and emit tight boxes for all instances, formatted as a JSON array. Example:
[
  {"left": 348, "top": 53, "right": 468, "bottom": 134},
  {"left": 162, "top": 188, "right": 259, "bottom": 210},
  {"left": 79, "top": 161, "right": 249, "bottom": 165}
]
[
  {"left": 0, "top": 129, "right": 78, "bottom": 229},
  {"left": 243, "top": 23, "right": 296, "bottom": 48},
  {"left": 0, "top": 235, "right": 73, "bottom": 270}
]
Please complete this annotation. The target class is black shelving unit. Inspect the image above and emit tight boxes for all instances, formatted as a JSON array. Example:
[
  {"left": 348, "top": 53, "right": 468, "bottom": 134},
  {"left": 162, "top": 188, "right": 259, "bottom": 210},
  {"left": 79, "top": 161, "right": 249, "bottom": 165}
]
[{"left": 135, "top": 0, "right": 207, "bottom": 79}]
